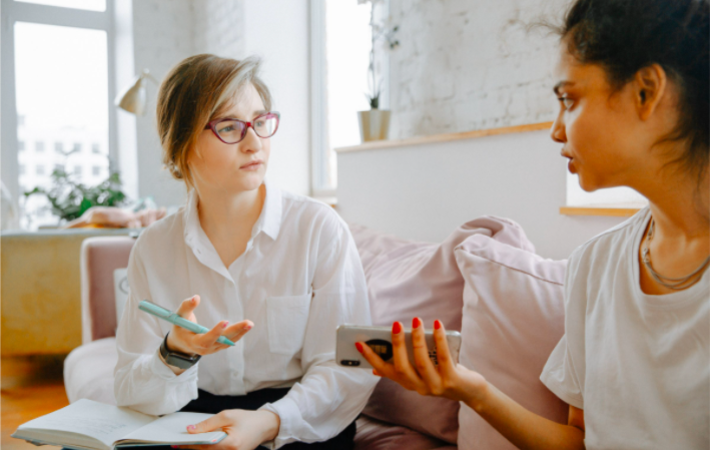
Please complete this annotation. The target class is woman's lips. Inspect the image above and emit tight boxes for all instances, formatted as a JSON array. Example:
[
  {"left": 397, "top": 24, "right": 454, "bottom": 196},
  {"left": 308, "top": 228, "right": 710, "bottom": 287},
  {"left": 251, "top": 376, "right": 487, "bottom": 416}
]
[
  {"left": 567, "top": 158, "right": 577, "bottom": 174},
  {"left": 240, "top": 161, "right": 263, "bottom": 171},
  {"left": 561, "top": 151, "right": 576, "bottom": 174}
]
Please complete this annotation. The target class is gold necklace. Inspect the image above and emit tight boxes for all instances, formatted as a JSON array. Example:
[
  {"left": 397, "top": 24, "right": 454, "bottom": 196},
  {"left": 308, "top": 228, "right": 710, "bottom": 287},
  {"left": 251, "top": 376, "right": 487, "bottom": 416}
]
[{"left": 641, "top": 218, "right": 710, "bottom": 290}]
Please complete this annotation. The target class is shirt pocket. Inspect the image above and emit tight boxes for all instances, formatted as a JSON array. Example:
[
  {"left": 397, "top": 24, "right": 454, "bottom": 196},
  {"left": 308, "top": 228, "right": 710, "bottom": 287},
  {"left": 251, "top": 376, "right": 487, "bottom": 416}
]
[{"left": 266, "top": 293, "right": 312, "bottom": 356}]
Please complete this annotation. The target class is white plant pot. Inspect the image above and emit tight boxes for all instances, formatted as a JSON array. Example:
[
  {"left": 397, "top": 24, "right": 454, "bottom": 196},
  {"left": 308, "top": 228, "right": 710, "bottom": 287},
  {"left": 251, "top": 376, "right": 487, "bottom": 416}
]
[{"left": 358, "top": 109, "right": 391, "bottom": 142}]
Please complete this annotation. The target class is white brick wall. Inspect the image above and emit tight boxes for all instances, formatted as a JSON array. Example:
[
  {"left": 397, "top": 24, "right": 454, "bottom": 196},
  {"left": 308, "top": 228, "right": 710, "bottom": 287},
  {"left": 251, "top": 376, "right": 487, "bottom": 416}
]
[
  {"left": 193, "top": 0, "right": 245, "bottom": 58},
  {"left": 131, "top": 0, "right": 246, "bottom": 207},
  {"left": 389, "top": 0, "right": 570, "bottom": 139}
]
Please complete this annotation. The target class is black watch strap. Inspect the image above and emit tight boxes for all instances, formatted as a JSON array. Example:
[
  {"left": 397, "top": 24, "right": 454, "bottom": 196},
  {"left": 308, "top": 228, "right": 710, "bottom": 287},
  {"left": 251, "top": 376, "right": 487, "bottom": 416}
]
[{"left": 160, "top": 333, "right": 201, "bottom": 370}]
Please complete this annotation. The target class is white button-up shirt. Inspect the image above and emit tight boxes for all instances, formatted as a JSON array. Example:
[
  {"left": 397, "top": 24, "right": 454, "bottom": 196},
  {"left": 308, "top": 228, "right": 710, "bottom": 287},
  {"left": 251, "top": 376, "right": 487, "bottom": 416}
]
[{"left": 114, "top": 182, "right": 377, "bottom": 448}]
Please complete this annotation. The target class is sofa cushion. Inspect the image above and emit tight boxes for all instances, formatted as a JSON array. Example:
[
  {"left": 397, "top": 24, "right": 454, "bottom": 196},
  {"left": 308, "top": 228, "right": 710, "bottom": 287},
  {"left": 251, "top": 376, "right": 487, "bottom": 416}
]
[
  {"left": 64, "top": 337, "right": 118, "bottom": 405},
  {"left": 81, "top": 236, "right": 136, "bottom": 344},
  {"left": 454, "top": 235, "right": 568, "bottom": 450},
  {"left": 354, "top": 416, "right": 450, "bottom": 450},
  {"left": 349, "top": 217, "right": 534, "bottom": 444}
]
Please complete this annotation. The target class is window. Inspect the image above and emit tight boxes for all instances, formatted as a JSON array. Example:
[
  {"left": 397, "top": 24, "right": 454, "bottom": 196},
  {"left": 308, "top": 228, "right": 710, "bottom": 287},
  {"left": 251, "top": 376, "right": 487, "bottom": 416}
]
[
  {"left": 3, "top": 1, "right": 116, "bottom": 229},
  {"left": 55, "top": 163, "right": 65, "bottom": 172},
  {"left": 20, "top": 164, "right": 26, "bottom": 175},
  {"left": 92, "top": 143, "right": 101, "bottom": 154},
  {"left": 18, "top": 141, "right": 25, "bottom": 151},
  {"left": 311, "top": 0, "right": 380, "bottom": 197},
  {"left": 16, "top": 0, "right": 106, "bottom": 11},
  {"left": 73, "top": 165, "right": 82, "bottom": 178}
]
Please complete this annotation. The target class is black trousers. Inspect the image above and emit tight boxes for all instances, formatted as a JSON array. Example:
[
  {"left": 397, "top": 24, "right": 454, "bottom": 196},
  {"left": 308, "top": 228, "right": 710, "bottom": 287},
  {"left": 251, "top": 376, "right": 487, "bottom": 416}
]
[{"left": 119, "top": 388, "right": 356, "bottom": 450}]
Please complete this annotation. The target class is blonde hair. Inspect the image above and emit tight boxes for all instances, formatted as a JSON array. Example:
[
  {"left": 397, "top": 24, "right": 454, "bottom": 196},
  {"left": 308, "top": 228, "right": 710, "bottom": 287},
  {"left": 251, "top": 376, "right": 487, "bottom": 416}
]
[{"left": 156, "top": 54, "right": 272, "bottom": 190}]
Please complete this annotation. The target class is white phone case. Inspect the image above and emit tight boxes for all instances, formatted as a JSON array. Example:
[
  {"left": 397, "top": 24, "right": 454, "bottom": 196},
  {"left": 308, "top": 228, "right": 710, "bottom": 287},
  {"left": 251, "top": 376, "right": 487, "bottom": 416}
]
[{"left": 336, "top": 324, "right": 461, "bottom": 369}]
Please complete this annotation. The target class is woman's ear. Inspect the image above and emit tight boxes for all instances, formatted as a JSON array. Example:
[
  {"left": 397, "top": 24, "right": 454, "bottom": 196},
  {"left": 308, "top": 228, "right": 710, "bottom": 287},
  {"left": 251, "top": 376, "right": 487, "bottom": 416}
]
[{"left": 635, "top": 64, "right": 667, "bottom": 121}]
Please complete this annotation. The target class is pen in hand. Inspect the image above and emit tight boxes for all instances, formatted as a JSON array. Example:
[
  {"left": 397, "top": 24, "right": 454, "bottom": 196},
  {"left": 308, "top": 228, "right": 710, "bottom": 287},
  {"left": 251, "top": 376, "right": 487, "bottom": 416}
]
[{"left": 139, "top": 299, "right": 237, "bottom": 346}]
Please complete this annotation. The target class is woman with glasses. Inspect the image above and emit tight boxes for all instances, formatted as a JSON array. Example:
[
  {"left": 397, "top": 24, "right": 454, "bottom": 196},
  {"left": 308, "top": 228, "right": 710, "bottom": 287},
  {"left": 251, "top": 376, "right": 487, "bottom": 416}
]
[{"left": 114, "top": 55, "right": 377, "bottom": 450}]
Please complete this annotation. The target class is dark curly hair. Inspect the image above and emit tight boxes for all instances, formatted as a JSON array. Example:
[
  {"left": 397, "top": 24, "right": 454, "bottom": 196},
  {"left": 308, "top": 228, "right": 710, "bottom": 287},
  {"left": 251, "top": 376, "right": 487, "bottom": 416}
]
[{"left": 557, "top": 0, "right": 709, "bottom": 184}]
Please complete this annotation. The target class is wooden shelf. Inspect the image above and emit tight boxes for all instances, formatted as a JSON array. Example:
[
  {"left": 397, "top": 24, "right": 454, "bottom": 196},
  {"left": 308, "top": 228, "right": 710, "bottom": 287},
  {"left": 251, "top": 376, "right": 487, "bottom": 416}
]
[
  {"left": 560, "top": 206, "right": 643, "bottom": 217},
  {"left": 335, "top": 122, "right": 553, "bottom": 153}
]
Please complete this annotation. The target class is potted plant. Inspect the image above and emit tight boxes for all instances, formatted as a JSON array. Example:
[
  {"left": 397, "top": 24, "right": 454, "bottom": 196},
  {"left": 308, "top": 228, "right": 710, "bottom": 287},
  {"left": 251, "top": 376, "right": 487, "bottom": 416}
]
[
  {"left": 358, "top": 0, "right": 399, "bottom": 142},
  {"left": 24, "top": 165, "right": 127, "bottom": 226}
]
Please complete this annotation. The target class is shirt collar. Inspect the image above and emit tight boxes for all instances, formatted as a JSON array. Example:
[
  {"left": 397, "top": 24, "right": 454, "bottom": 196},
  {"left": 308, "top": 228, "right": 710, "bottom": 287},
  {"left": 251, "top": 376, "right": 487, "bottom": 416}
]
[
  {"left": 182, "top": 180, "right": 282, "bottom": 244},
  {"left": 258, "top": 179, "right": 283, "bottom": 240}
]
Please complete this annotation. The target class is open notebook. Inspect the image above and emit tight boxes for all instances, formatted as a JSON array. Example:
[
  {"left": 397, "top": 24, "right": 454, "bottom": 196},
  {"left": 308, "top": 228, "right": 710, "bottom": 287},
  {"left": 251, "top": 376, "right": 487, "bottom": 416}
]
[{"left": 12, "top": 399, "right": 226, "bottom": 450}]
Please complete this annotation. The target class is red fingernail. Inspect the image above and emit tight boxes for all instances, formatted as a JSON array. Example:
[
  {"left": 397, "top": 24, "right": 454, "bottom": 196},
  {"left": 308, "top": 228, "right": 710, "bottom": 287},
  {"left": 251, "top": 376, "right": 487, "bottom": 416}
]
[
  {"left": 187, "top": 425, "right": 195, "bottom": 431},
  {"left": 222, "top": 321, "right": 228, "bottom": 329},
  {"left": 412, "top": 317, "right": 421, "bottom": 328},
  {"left": 355, "top": 342, "right": 364, "bottom": 353},
  {"left": 392, "top": 322, "right": 402, "bottom": 334},
  {"left": 434, "top": 320, "right": 442, "bottom": 330}
]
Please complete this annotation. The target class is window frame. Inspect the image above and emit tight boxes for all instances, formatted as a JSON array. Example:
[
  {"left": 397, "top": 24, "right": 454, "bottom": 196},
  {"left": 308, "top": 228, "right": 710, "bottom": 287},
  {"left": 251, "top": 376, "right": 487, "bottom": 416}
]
[
  {"left": 309, "top": 0, "right": 390, "bottom": 199},
  {"left": 0, "top": 0, "right": 119, "bottom": 216}
]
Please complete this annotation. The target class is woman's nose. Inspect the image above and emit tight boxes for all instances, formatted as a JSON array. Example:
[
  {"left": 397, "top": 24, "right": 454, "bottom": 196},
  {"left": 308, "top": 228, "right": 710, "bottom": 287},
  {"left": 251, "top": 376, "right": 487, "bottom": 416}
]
[
  {"left": 240, "top": 127, "right": 262, "bottom": 153},
  {"left": 550, "top": 114, "right": 567, "bottom": 144}
]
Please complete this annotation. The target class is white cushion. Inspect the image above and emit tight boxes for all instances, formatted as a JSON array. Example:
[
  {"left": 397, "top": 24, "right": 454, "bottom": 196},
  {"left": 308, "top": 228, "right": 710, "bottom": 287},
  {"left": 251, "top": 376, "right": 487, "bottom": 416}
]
[{"left": 64, "top": 337, "right": 118, "bottom": 405}]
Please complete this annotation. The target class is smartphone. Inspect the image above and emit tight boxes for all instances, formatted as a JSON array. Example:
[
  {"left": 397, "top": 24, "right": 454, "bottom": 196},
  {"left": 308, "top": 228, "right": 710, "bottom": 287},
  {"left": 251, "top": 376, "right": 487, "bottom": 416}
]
[{"left": 336, "top": 324, "right": 462, "bottom": 369}]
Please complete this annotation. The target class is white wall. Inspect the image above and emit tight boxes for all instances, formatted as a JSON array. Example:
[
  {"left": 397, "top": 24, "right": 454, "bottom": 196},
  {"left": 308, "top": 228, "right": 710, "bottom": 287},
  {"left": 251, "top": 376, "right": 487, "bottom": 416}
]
[
  {"left": 132, "top": 0, "right": 195, "bottom": 208},
  {"left": 129, "top": 0, "right": 310, "bottom": 208},
  {"left": 389, "top": 0, "right": 570, "bottom": 139},
  {"left": 336, "top": 130, "right": 628, "bottom": 260},
  {"left": 244, "top": 0, "right": 311, "bottom": 197}
]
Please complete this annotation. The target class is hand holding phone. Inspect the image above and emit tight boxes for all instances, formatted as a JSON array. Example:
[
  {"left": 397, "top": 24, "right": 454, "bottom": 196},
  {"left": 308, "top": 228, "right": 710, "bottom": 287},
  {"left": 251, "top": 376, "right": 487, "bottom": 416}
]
[
  {"left": 336, "top": 323, "right": 461, "bottom": 369},
  {"left": 344, "top": 319, "right": 485, "bottom": 408}
]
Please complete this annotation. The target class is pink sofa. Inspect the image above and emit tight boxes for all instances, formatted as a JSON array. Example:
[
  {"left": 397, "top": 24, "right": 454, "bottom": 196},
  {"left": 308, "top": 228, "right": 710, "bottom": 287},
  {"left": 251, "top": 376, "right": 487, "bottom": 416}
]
[{"left": 65, "top": 217, "right": 567, "bottom": 449}]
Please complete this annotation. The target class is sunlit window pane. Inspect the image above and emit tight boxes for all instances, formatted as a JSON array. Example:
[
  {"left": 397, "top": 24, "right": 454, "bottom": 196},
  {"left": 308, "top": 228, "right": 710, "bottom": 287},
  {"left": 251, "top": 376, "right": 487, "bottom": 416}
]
[
  {"left": 15, "top": 0, "right": 106, "bottom": 12},
  {"left": 15, "top": 21, "right": 109, "bottom": 229},
  {"left": 325, "top": 0, "right": 372, "bottom": 189}
]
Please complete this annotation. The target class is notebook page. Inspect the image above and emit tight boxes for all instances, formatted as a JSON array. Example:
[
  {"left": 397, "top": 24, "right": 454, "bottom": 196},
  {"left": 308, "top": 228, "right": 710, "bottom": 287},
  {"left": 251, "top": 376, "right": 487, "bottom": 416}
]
[
  {"left": 119, "top": 412, "right": 226, "bottom": 445},
  {"left": 17, "top": 399, "right": 154, "bottom": 449}
]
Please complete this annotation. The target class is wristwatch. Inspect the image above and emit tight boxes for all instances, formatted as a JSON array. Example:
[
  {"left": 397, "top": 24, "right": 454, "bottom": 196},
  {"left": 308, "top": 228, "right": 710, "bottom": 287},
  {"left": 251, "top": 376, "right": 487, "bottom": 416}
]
[{"left": 159, "top": 333, "right": 201, "bottom": 370}]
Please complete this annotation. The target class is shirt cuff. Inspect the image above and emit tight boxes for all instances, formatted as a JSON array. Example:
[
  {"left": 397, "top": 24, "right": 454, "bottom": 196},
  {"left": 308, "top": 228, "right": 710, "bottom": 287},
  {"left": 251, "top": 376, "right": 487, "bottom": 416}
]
[
  {"left": 150, "top": 348, "right": 199, "bottom": 381},
  {"left": 258, "top": 396, "right": 301, "bottom": 449}
]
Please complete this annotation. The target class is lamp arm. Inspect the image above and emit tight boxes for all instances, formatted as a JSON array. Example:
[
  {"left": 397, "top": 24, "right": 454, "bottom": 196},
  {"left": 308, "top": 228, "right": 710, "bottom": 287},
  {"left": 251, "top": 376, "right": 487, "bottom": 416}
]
[{"left": 144, "top": 72, "right": 160, "bottom": 84}]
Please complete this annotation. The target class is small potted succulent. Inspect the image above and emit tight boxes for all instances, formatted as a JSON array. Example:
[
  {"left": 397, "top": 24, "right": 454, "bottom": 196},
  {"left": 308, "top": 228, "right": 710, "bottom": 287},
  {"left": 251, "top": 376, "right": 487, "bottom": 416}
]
[{"left": 358, "top": 0, "right": 399, "bottom": 142}]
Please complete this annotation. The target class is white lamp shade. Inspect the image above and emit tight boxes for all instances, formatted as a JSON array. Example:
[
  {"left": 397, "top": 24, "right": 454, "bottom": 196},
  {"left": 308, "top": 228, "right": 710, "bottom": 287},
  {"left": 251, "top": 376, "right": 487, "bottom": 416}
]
[{"left": 115, "top": 74, "right": 147, "bottom": 116}]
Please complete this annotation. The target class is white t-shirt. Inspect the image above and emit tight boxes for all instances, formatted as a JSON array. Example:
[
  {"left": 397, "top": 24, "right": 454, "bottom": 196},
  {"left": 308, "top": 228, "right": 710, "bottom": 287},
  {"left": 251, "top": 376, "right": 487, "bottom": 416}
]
[
  {"left": 114, "top": 181, "right": 377, "bottom": 448},
  {"left": 541, "top": 208, "right": 709, "bottom": 450}
]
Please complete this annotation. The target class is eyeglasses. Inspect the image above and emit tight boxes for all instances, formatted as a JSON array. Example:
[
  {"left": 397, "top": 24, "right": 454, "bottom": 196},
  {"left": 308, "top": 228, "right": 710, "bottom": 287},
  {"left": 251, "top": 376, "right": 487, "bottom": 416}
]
[{"left": 205, "top": 112, "right": 280, "bottom": 144}]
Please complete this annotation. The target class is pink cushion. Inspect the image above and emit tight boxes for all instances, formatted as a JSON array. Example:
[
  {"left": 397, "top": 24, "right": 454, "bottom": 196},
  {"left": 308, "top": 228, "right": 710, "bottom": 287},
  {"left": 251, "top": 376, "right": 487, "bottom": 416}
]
[
  {"left": 354, "top": 416, "right": 449, "bottom": 450},
  {"left": 454, "top": 235, "right": 568, "bottom": 450},
  {"left": 80, "top": 236, "right": 135, "bottom": 343},
  {"left": 349, "top": 217, "right": 533, "bottom": 444},
  {"left": 64, "top": 337, "right": 118, "bottom": 405}
]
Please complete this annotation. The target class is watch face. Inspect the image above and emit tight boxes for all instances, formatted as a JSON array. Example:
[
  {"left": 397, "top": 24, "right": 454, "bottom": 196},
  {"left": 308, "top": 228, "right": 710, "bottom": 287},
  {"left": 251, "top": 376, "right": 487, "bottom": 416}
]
[
  {"left": 166, "top": 353, "right": 200, "bottom": 370},
  {"left": 161, "top": 334, "right": 200, "bottom": 369}
]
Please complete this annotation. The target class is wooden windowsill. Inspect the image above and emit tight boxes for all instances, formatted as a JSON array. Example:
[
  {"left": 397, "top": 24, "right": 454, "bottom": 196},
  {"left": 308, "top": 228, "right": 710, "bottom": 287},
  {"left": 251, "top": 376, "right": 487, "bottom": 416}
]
[
  {"left": 560, "top": 206, "right": 644, "bottom": 217},
  {"left": 335, "top": 122, "right": 553, "bottom": 153}
]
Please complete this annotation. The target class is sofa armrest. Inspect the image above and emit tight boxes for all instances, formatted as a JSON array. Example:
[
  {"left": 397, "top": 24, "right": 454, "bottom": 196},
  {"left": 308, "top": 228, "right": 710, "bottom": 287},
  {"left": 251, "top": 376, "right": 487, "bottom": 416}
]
[{"left": 80, "top": 236, "right": 136, "bottom": 344}]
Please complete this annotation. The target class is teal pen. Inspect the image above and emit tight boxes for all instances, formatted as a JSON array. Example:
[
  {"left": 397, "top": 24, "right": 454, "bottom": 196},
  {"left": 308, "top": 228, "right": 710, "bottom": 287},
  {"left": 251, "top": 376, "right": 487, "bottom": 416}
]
[{"left": 138, "top": 300, "right": 235, "bottom": 346}]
